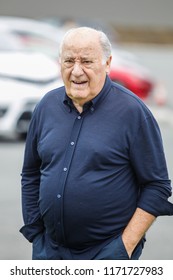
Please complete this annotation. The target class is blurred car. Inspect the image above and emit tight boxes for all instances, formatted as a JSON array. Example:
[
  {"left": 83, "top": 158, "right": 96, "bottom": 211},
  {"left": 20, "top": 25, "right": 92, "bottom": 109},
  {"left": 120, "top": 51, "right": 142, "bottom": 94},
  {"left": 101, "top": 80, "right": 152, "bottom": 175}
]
[
  {"left": 0, "top": 52, "right": 63, "bottom": 139},
  {"left": 0, "top": 16, "right": 64, "bottom": 58},
  {"left": 109, "top": 48, "right": 167, "bottom": 105}
]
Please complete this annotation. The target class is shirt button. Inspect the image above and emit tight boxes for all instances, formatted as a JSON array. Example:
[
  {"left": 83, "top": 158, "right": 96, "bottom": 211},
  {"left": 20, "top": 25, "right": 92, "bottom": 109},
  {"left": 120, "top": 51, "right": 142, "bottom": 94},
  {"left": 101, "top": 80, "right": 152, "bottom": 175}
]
[
  {"left": 90, "top": 107, "right": 94, "bottom": 112},
  {"left": 63, "top": 167, "right": 67, "bottom": 171},
  {"left": 57, "top": 194, "right": 61, "bottom": 199},
  {"left": 70, "top": 141, "right": 75, "bottom": 146},
  {"left": 77, "top": 116, "right": 81, "bottom": 119}
]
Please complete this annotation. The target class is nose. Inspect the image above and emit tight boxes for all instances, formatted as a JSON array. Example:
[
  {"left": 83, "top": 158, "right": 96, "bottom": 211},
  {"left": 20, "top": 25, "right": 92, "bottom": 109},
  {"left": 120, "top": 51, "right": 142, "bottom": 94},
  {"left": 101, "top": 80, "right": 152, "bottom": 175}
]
[{"left": 72, "top": 62, "right": 84, "bottom": 76}]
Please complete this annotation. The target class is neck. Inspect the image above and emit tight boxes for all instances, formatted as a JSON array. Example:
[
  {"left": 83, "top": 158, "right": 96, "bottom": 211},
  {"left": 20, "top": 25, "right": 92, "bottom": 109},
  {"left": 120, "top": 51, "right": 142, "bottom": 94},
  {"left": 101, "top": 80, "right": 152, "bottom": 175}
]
[{"left": 72, "top": 101, "right": 83, "bottom": 113}]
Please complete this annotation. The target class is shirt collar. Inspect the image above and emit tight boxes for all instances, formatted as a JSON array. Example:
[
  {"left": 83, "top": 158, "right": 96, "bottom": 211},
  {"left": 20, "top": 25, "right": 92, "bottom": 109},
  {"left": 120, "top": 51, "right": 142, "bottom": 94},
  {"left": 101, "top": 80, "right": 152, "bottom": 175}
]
[{"left": 63, "top": 75, "right": 112, "bottom": 112}]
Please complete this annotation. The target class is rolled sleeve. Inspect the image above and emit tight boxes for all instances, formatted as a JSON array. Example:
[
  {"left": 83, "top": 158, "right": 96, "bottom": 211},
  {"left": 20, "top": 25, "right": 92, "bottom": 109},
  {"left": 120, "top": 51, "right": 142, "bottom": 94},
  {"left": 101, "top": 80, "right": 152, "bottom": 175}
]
[
  {"left": 130, "top": 113, "right": 173, "bottom": 217},
  {"left": 137, "top": 187, "right": 173, "bottom": 216}
]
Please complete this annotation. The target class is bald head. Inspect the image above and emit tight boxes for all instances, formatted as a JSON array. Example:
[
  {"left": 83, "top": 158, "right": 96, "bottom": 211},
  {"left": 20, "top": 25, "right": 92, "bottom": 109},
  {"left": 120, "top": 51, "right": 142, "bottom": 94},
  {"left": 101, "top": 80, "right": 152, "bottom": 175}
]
[{"left": 59, "top": 27, "right": 112, "bottom": 63}]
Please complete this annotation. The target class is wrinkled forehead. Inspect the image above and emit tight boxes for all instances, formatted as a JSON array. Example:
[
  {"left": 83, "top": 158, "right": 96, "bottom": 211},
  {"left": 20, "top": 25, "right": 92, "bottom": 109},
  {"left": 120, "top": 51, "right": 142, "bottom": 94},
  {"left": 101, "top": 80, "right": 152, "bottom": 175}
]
[
  {"left": 61, "top": 31, "right": 102, "bottom": 58},
  {"left": 62, "top": 45, "right": 99, "bottom": 58}
]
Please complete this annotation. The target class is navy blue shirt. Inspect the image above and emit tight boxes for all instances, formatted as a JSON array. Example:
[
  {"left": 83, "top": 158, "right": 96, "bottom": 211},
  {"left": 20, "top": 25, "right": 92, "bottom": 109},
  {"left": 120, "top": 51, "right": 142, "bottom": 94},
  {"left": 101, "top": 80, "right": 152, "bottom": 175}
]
[{"left": 20, "top": 76, "right": 173, "bottom": 251}]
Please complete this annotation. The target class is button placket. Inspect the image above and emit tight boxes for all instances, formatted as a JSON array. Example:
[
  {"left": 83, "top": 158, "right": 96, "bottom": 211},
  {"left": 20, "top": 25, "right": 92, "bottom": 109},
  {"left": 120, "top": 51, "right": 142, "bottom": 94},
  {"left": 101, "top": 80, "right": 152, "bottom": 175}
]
[{"left": 54, "top": 114, "right": 84, "bottom": 245}]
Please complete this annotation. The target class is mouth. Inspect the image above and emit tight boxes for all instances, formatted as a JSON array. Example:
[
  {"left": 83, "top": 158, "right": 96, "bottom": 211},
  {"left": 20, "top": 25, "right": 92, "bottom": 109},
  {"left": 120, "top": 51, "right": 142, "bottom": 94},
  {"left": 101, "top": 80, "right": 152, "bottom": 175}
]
[
  {"left": 72, "top": 80, "right": 88, "bottom": 85},
  {"left": 71, "top": 80, "right": 88, "bottom": 89}
]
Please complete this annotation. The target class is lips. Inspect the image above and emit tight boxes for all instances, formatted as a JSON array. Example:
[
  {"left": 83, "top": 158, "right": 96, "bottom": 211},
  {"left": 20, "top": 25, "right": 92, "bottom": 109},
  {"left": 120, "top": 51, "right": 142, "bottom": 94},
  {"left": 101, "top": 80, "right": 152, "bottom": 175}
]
[{"left": 73, "top": 80, "right": 87, "bottom": 84}]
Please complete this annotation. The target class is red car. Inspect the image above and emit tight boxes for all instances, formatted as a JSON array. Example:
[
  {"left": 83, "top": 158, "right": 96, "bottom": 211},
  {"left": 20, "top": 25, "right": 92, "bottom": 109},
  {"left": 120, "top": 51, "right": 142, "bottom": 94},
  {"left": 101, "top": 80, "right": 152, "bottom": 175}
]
[{"left": 109, "top": 49, "right": 166, "bottom": 105}]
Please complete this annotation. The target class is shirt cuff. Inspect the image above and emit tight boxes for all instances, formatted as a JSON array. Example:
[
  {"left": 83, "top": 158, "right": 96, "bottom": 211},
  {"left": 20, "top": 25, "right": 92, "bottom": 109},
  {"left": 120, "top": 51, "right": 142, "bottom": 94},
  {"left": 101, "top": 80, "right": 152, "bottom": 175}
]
[{"left": 19, "top": 219, "right": 45, "bottom": 242}]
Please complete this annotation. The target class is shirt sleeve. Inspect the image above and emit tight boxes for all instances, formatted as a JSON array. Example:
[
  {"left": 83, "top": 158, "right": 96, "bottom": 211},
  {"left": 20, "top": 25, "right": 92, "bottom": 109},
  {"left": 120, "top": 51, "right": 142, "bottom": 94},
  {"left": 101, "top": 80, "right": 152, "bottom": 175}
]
[
  {"left": 130, "top": 113, "right": 173, "bottom": 217},
  {"left": 20, "top": 109, "right": 44, "bottom": 242}
]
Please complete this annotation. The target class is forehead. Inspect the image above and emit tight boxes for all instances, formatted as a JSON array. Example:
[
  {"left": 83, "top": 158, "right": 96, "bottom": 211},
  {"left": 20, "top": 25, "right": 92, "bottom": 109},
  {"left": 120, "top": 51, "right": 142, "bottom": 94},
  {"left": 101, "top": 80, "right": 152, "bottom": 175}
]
[
  {"left": 62, "top": 46, "right": 100, "bottom": 59},
  {"left": 61, "top": 31, "right": 103, "bottom": 58}
]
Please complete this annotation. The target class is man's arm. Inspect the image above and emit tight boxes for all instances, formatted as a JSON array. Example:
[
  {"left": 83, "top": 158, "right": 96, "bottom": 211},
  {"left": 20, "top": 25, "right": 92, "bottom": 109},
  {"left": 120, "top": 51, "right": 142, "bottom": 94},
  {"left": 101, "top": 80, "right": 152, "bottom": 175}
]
[
  {"left": 122, "top": 207, "right": 155, "bottom": 258},
  {"left": 20, "top": 109, "right": 44, "bottom": 242},
  {"left": 124, "top": 112, "right": 173, "bottom": 258}
]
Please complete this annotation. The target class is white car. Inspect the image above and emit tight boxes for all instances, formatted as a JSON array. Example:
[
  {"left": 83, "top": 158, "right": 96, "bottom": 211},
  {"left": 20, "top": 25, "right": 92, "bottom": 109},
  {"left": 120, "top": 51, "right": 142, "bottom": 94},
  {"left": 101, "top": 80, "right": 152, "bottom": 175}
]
[
  {"left": 0, "top": 16, "right": 64, "bottom": 57},
  {"left": 0, "top": 52, "right": 63, "bottom": 139}
]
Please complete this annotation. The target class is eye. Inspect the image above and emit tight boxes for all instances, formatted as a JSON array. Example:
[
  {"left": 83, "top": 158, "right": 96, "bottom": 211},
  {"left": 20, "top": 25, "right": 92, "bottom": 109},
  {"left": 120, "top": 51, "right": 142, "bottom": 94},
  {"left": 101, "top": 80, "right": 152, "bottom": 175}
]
[
  {"left": 82, "top": 60, "right": 93, "bottom": 67},
  {"left": 65, "top": 59, "right": 73, "bottom": 63},
  {"left": 63, "top": 59, "right": 74, "bottom": 67},
  {"left": 83, "top": 60, "right": 92, "bottom": 64}
]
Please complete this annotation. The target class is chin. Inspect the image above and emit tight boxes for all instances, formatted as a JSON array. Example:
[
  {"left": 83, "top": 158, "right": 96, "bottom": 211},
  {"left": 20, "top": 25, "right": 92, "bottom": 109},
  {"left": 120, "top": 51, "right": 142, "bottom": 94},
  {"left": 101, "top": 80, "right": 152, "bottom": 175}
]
[{"left": 71, "top": 90, "right": 89, "bottom": 99}]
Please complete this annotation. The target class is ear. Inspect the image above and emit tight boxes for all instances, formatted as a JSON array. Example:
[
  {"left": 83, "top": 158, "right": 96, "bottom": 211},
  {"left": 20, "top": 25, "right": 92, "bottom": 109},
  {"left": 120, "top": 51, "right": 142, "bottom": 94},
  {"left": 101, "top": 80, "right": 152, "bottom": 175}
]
[{"left": 105, "top": 56, "right": 112, "bottom": 74}]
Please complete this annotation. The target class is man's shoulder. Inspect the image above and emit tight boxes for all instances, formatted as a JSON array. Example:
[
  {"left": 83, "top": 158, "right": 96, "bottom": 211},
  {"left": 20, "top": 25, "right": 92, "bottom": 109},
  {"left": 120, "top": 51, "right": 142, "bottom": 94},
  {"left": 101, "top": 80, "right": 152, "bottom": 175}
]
[
  {"left": 39, "top": 85, "right": 65, "bottom": 104},
  {"left": 32, "top": 85, "right": 65, "bottom": 117},
  {"left": 109, "top": 81, "right": 153, "bottom": 119},
  {"left": 110, "top": 81, "right": 139, "bottom": 100},
  {"left": 44, "top": 85, "right": 65, "bottom": 98}
]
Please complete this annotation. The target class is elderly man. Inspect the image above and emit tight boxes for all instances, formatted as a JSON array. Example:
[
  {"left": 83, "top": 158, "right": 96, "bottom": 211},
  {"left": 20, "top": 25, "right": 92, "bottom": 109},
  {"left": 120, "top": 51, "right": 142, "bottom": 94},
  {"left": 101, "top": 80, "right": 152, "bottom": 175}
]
[{"left": 20, "top": 27, "right": 173, "bottom": 260}]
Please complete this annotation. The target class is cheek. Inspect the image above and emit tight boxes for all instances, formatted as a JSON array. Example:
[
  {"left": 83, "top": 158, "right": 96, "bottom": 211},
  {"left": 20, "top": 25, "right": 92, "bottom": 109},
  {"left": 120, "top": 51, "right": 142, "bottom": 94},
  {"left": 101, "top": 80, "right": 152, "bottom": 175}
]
[
  {"left": 89, "top": 72, "right": 107, "bottom": 92},
  {"left": 61, "top": 69, "right": 70, "bottom": 82},
  {"left": 90, "top": 71, "right": 105, "bottom": 84}
]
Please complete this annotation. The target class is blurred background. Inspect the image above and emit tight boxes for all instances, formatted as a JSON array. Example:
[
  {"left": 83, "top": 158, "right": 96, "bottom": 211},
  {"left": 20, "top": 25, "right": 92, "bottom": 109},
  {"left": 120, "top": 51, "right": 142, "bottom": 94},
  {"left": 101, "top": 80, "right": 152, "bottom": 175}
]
[{"left": 0, "top": 0, "right": 173, "bottom": 259}]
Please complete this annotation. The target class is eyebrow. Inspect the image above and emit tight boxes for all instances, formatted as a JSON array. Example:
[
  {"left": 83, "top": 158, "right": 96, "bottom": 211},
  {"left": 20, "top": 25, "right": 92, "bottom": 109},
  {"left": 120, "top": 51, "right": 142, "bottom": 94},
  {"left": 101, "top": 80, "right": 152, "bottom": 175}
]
[{"left": 63, "top": 56, "right": 94, "bottom": 61}]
